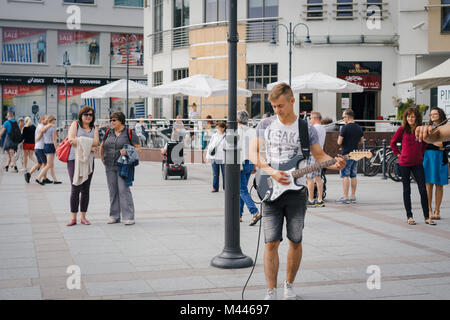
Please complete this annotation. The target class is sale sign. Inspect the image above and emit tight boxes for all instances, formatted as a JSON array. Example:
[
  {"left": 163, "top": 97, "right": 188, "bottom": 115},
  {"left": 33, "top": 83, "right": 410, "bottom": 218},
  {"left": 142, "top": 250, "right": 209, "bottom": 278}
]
[
  {"left": 2, "top": 85, "right": 46, "bottom": 99},
  {"left": 58, "top": 86, "right": 96, "bottom": 100}
]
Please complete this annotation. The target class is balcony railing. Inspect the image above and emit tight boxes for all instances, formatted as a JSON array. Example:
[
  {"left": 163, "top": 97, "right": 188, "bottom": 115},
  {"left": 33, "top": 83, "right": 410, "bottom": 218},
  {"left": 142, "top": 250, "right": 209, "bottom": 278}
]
[{"left": 146, "top": 17, "right": 282, "bottom": 56}]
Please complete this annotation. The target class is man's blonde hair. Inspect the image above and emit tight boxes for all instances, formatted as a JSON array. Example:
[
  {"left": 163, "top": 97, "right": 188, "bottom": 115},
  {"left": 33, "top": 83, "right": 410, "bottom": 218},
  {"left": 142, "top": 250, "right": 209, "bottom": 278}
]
[
  {"left": 269, "top": 82, "right": 293, "bottom": 102},
  {"left": 311, "top": 111, "right": 322, "bottom": 120}
]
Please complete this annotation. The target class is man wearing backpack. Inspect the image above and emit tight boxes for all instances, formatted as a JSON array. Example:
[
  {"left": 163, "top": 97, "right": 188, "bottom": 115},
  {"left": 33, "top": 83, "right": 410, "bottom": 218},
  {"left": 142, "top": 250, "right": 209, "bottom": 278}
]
[{"left": 0, "top": 112, "right": 22, "bottom": 172}]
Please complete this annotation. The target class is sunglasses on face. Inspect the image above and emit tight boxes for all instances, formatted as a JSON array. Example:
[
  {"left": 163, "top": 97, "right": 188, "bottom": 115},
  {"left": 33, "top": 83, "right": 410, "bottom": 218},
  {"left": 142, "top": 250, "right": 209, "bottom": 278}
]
[
  {"left": 110, "top": 119, "right": 117, "bottom": 123},
  {"left": 83, "top": 113, "right": 94, "bottom": 117}
]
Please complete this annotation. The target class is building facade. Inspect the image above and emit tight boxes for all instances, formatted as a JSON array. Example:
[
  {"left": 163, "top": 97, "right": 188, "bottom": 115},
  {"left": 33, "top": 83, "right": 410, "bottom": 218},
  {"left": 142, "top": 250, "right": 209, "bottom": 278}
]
[
  {"left": 144, "top": 0, "right": 450, "bottom": 121},
  {"left": 0, "top": 0, "right": 146, "bottom": 125}
]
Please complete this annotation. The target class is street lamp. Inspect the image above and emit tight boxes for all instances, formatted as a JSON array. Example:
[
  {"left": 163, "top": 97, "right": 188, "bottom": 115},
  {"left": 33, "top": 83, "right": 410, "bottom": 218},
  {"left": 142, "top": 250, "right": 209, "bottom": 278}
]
[
  {"left": 62, "top": 51, "right": 71, "bottom": 126},
  {"left": 119, "top": 34, "right": 137, "bottom": 119},
  {"left": 270, "top": 22, "right": 312, "bottom": 86}
]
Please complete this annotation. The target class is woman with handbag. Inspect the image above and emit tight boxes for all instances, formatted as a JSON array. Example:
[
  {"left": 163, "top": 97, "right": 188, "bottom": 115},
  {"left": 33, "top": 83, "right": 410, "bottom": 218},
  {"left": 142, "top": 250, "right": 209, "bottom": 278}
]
[
  {"left": 206, "top": 121, "right": 227, "bottom": 192},
  {"left": 423, "top": 107, "right": 448, "bottom": 220},
  {"left": 390, "top": 107, "right": 436, "bottom": 226},
  {"left": 65, "top": 106, "right": 99, "bottom": 226}
]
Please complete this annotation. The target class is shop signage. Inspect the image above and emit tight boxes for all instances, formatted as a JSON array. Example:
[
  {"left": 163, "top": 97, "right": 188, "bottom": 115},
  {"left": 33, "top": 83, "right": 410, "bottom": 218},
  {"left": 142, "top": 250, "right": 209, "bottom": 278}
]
[
  {"left": 438, "top": 85, "right": 450, "bottom": 117},
  {"left": 0, "top": 75, "right": 147, "bottom": 86},
  {"left": 337, "top": 62, "right": 382, "bottom": 90}
]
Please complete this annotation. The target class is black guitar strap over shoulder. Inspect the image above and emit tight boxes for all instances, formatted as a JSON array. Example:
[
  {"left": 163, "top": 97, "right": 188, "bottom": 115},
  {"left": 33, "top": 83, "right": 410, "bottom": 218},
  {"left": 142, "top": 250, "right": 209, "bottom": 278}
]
[{"left": 298, "top": 117, "right": 310, "bottom": 159}]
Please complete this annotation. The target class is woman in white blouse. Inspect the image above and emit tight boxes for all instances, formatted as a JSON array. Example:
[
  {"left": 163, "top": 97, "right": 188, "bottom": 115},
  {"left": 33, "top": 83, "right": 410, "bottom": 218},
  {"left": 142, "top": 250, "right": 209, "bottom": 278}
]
[{"left": 206, "top": 121, "right": 227, "bottom": 192}]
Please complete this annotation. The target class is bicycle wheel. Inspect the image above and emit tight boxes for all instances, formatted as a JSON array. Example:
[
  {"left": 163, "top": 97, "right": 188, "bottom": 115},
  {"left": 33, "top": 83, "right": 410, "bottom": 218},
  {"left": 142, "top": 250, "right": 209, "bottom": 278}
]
[
  {"left": 363, "top": 153, "right": 381, "bottom": 176},
  {"left": 387, "top": 156, "right": 401, "bottom": 182}
]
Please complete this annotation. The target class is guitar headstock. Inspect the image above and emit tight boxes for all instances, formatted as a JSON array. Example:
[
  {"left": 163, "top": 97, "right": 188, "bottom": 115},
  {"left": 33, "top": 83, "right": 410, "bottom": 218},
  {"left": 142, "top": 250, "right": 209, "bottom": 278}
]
[{"left": 347, "top": 150, "right": 372, "bottom": 161}]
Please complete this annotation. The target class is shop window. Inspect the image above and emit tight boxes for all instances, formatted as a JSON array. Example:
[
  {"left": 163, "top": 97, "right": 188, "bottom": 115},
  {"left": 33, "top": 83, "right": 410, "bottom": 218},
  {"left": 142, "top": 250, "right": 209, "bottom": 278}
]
[
  {"left": 2, "top": 85, "right": 46, "bottom": 125},
  {"left": 299, "top": 94, "right": 313, "bottom": 116},
  {"left": 111, "top": 33, "right": 144, "bottom": 67},
  {"left": 58, "top": 31, "right": 100, "bottom": 66},
  {"left": 57, "top": 86, "right": 97, "bottom": 123},
  {"left": 2, "top": 28, "right": 47, "bottom": 64}
]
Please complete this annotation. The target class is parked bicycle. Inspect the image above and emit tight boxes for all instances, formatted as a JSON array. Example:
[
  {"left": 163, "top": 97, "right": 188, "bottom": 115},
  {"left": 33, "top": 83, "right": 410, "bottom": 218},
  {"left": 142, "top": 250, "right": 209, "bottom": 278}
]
[{"left": 363, "top": 139, "right": 396, "bottom": 177}]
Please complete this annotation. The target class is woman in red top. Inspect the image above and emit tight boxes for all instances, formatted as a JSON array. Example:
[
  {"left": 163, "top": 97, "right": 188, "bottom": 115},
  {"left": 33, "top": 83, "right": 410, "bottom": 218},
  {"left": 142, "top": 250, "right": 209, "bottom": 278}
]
[{"left": 390, "top": 107, "right": 436, "bottom": 226}]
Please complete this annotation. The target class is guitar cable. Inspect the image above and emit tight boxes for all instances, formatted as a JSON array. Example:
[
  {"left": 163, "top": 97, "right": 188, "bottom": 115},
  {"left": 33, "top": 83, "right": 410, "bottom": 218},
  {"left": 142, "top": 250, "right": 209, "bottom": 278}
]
[{"left": 241, "top": 187, "right": 270, "bottom": 300}]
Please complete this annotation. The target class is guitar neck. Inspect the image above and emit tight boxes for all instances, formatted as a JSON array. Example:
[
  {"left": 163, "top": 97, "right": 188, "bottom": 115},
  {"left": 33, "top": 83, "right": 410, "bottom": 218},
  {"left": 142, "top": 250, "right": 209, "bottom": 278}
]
[{"left": 292, "top": 155, "right": 349, "bottom": 179}]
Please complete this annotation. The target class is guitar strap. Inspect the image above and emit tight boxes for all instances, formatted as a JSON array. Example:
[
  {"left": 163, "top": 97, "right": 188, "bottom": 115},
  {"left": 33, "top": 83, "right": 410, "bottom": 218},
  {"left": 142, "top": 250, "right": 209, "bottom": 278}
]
[{"left": 298, "top": 117, "right": 310, "bottom": 159}]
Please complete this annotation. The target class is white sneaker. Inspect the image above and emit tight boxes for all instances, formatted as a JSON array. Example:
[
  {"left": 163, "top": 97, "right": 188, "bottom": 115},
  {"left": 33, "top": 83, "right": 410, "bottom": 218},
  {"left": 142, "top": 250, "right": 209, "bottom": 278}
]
[
  {"left": 264, "top": 288, "right": 277, "bottom": 300},
  {"left": 283, "top": 281, "right": 297, "bottom": 300}
]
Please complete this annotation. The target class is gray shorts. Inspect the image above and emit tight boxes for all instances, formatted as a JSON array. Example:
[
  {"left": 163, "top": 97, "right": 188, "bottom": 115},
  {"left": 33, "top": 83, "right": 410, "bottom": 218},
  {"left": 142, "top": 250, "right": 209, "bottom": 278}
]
[{"left": 262, "top": 189, "right": 307, "bottom": 244}]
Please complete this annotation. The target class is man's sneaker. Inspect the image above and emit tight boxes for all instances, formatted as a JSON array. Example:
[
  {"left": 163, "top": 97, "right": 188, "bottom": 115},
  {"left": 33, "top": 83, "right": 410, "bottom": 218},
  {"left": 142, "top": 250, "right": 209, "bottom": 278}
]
[
  {"left": 43, "top": 178, "right": 53, "bottom": 184},
  {"left": 24, "top": 172, "right": 31, "bottom": 183},
  {"left": 307, "top": 200, "right": 316, "bottom": 208},
  {"left": 4, "top": 166, "right": 8, "bottom": 172},
  {"left": 335, "top": 197, "right": 350, "bottom": 204},
  {"left": 316, "top": 200, "right": 325, "bottom": 207},
  {"left": 283, "top": 281, "right": 297, "bottom": 300},
  {"left": 349, "top": 196, "right": 356, "bottom": 203},
  {"left": 12, "top": 166, "right": 18, "bottom": 173},
  {"left": 264, "top": 289, "right": 277, "bottom": 300}
]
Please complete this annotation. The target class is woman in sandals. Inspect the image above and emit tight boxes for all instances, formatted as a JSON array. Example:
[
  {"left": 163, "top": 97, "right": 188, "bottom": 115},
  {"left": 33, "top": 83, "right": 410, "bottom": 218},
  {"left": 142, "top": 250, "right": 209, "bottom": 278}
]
[
  {"left": 423, "top": 107, "right": 448, "bottom": 221},
  {"left": 390, "top": 107, "right": 436, "bottom": 226},
  {"left": 36, "top": 115, "right": 62, "bottom": 184},
  {"left": 66, "top": 106, "right": 99, "bottom": 226}
]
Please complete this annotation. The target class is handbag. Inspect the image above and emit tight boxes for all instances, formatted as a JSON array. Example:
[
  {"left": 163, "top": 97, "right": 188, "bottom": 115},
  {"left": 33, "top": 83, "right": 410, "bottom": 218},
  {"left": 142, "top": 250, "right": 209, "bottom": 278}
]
[
  {"left": 209, "top": 135, "right": 225, "bottom": 156},
  {"left": 56, "top": 137, "right": 71, "bottom": 162}
]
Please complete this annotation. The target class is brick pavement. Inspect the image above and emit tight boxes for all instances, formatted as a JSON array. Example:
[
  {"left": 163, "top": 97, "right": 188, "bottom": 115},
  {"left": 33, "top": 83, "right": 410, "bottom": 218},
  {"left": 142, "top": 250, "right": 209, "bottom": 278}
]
[{"left": 0, "top": 156, "right": 449, "bottom": 300}]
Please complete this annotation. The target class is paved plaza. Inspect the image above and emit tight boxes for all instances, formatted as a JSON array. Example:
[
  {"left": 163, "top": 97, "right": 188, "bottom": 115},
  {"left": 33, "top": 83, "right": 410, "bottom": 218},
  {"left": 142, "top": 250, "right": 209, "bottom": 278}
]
[{"left": 0, "top": 157, "right": 449, "bottom": 300}]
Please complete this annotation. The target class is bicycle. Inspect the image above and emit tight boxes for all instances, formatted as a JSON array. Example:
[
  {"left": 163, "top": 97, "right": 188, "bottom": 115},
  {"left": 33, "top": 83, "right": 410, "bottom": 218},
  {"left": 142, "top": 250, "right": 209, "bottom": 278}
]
[{"left": 363, "top": 139, "right": 395, "bottom": 176}]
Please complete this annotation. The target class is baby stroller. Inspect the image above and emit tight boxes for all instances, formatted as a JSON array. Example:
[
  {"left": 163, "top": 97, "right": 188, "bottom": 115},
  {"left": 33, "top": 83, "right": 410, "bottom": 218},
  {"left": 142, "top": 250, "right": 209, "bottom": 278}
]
[
  {"left": 162, "top": 130, "right": 187, "bottom": 180},
  {"left": 312, "top": 168, "right": 327, "bottom": 200}
]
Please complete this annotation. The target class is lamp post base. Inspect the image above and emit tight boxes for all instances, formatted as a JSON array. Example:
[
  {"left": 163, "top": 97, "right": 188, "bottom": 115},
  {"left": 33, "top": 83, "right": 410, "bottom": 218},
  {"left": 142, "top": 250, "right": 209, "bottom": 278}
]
[{"left": 211, "top": 249, "right": 254, "bottom": 269}]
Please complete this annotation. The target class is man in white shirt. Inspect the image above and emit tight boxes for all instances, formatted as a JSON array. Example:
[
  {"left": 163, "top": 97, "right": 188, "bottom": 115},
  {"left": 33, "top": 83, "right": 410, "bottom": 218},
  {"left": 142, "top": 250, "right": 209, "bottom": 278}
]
[{"left": 306, "top": 111, "right": 327, "bottom": 207}]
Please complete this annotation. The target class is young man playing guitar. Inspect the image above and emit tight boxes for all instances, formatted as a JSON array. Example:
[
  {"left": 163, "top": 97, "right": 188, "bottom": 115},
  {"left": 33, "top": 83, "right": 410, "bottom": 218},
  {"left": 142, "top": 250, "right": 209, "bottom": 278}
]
[{"left": 249, "top": 83, "right": 346, "bottom": 300}]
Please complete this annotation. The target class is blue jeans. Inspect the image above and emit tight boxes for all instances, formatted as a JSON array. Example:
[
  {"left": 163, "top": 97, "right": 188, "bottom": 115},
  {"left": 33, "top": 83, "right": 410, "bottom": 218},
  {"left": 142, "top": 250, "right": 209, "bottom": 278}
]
[
  {"left": 240, "top": 161, "right": 259, "bottom": 217},
  {"left": 340, "top": 159, "right": 358, "bottom": 178},
  {"left": 212, "top": 160, "right": 225, "bottom": 191}
]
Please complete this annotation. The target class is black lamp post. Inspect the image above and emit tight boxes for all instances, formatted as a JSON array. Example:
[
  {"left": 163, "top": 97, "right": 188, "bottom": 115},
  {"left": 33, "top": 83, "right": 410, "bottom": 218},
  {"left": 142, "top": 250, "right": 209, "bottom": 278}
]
[
  {"left": 62, "top": 51, "right": 71, "bottom": 126},
  {"left": 210, "top": 0, "right": 253, "bottom": 270},
  {"left": 119, "top": 34, "right": 137, "bottom": 118},
  {"left": 270, "top": 22, "right": 312, "bottom": 86}
]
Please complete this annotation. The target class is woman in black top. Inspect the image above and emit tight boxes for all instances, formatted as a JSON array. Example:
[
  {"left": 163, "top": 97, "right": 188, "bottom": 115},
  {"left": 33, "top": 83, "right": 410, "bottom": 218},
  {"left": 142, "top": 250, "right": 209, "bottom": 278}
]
[
  {"left": 423, "top": 107, "right": 448, "bottom": 220},
  {"left": 22, "top": 117, "right": 37, "bottom": 172}
]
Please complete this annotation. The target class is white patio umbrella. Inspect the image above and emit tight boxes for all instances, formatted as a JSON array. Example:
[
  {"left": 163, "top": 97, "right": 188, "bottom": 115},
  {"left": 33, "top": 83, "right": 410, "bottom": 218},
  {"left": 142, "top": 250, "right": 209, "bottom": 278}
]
[
  {"left": 267, "top": 72, "right": 364, "bottom": 114},
  {"left": 267, "top": 72, "right": 364, "bottom": 93},
  {"left": 396, "top": 58, "right": 450, "bottom": 90},
  {"left": 81, "top": 79, "right": 151, "bottom": 99},
  {"left": 147, "top": 74, "right": 252, "bottom": 114}
]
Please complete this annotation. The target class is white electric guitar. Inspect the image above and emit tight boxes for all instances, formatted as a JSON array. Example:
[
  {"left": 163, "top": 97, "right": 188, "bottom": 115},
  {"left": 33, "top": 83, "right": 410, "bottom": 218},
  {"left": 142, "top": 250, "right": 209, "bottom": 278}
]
[{"left": 254, "top": 151, "right": 372, "bottom": 202}]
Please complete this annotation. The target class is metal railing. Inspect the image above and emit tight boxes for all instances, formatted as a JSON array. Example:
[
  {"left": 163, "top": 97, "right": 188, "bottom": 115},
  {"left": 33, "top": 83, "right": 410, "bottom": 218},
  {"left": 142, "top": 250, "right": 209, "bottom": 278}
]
[
  {"left": 56, "top": 117, "right": 410, "bottom": 149},
  {"left": 146, "top": 17, "right": 282, "bottom": 56}
]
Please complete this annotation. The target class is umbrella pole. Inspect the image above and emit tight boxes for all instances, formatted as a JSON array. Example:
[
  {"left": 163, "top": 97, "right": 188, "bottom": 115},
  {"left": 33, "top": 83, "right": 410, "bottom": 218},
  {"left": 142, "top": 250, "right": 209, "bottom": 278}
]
[{"left": 211, "top": 0, "right": 253, "bottom": 270}]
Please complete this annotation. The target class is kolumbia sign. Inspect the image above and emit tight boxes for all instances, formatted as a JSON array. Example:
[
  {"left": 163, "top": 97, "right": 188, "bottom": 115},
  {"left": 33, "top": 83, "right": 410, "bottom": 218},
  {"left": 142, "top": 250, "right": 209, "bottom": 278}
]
[{"left": 337, "top": 61, "right": 382, "bottom": 90}]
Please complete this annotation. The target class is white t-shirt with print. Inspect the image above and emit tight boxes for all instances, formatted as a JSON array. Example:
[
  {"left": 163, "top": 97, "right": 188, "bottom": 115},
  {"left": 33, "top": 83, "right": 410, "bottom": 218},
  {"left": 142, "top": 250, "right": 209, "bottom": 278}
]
[{"left": 256, "top": 115, "right": 319, "bottom": 165}]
